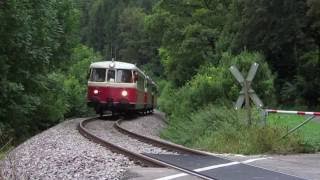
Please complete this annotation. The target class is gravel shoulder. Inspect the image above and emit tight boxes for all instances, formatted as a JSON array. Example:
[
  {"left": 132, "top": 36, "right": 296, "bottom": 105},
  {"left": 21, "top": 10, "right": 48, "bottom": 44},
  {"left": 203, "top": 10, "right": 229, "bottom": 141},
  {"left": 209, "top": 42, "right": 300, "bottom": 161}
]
[
  {"left": 120, "top": 110, "right": 167, "bottom": 139},
  {"left": 0, "top": 118, "right": 134, "bottom": 180},
  {"left": 0, "top": 112, "right": 170, "bottom": 180}
]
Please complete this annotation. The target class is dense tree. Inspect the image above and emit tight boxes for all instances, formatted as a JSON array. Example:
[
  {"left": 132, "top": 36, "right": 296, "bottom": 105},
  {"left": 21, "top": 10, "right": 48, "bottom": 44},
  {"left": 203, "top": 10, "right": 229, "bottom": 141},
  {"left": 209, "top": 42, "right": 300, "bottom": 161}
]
[
  {"left": 235, "top": 0, "right": 308, "bottom": 80},
  {"left": 234, "top": 0, "right": 320, "bottom": 106},
  {"left": 80, "top": 0, "right": 158, "bottom": 60},
  {"left": 84, "top": 0, "right": 123, "bottom": 55},
  {"left": 118, "top": 8, "right": 147, "bottom": 63},
  {"left": 0, "top": 0, "right": 80, "bottom": 143},
  {"left": 305, "top": 0, "right": 320, "bottom": 61},
  {"left": 146, "top": 0, "right": 236, "bottom": 86}
]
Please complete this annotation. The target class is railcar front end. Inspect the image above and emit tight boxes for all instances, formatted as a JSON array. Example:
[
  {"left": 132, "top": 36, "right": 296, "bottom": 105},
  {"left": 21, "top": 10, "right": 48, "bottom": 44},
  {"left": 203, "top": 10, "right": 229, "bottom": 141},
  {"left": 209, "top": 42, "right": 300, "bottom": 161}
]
[{"left": 87, "top": 61, "right": 152, "bottom": 115}]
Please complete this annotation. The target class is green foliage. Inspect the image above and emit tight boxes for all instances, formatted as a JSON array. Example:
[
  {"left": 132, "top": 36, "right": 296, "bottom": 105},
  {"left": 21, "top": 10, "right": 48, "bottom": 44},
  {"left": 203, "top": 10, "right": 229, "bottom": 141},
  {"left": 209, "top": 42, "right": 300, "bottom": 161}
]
[
  {"left": 158, "top": 51, "right": 275, "bottom": 116},
  {"left": 295, "top": 51, "right": 320, "bottom": 108},
  {"left": 306, "top": 0, "right": 320, "bottom": 50},
  {"left": 268, "top": 114, "right": 320, "bottom": 152},
  {"left": 161, "top": 105, "right": 304, "bottom": 154},
  {"left": 158, "top": 51, "right": 279, "bottom": 154},
  {"left": 81, "top": 1, "right": 157, "bottom": 57},
  {"left": 79, "top": 0, "right": 162, "bottom": 79},
  {"left": 0, "top": 0, "right": 81, "bottom": 143},
  {"left": 146, "top": 0, "right": 239, "bottom": 86},
  {"left": 0, "top": 0, "right": 100, "bottom": 145},
  {"left": 233, "top": 0, "right": 320, "bottom": 107},
  {"left": 0, "top": 123, "right": 14, "bottom": 150},
  {"left": 1, "top": 0, "right": 319, "bottom": 156},
  {"left": 280, "top": 50, "right": 320, "bottom": 109},
  {"left": 83, "top": 0, "right": 123, "bottom": 53},
  {"left": 118, "top": 7, "right": 147, "bottom": 63},
  {"left": 63, "top": 45, "right": 101, "bottom": 117},
  {"left": 235, "top": 0, "right": 308, "bottom": 79},
  {"left": 31, "top": 73, "right": 68, "bottom": 130}
]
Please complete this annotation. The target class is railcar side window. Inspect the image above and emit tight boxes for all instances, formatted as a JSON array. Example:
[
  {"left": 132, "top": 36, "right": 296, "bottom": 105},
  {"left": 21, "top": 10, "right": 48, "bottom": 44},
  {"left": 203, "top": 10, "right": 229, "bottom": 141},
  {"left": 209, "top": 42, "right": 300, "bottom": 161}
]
[
  {"left": 107, "top": 69, "right": 115, "bottom": 82},
  {"left": 116, "top": 69, "right": 132, "bottom": 83},
  {"left": 137, "top": 76, "right": 144, "bottom": 90},
  {"left": 90, "top": 68, "right": 106, "bottom": 82}
]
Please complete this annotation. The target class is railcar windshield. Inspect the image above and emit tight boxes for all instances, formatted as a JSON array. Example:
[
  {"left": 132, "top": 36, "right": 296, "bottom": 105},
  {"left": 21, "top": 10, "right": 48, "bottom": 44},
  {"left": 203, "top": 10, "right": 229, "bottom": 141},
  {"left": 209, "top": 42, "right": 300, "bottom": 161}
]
[
  {"left": 116, "top": 69, "right": 132, "bottom": 83},
  {"left": 90, "top": 68, "right": 106, "bottom": 82},
  {"left": 107, "top": 69, "right": 115, "bottom": 82}
]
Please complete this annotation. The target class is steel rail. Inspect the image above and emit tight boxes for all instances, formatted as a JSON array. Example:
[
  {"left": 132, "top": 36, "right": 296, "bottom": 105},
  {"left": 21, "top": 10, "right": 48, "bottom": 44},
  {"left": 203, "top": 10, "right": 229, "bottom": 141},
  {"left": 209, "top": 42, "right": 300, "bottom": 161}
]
[
  {"left": 78, "top": 117, "right": 215, "bottom": 180},
  {"left": 115, "top": 119, "right": 220, "bottom": 157}
]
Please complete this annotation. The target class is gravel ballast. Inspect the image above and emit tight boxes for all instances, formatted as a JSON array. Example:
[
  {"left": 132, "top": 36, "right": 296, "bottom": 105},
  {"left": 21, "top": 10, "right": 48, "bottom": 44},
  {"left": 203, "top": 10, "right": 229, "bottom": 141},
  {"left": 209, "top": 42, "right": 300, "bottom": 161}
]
[
  {"left": 120, "top": 111, "right": 167, "bottom": 139},
  {"left": 85, "top": 117, "right": 174, "bottom": 155},
  {"left": 0, "top": 118, "right": 135, "bottom": 180}
]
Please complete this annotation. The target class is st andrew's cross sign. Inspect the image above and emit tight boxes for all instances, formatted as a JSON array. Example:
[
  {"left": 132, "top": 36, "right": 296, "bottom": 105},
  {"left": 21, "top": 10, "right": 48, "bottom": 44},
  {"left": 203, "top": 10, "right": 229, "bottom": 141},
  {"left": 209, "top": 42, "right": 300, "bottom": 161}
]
[{"left": 229, "top": 63, "right": 263, "bottom": 125}]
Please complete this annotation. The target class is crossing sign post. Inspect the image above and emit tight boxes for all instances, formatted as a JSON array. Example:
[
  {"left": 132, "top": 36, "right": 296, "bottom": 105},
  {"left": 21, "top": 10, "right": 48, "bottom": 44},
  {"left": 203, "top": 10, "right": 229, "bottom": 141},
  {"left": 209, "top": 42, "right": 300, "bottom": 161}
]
[{"left": 229, "top": 63, "right": 263, "bottom": 126}]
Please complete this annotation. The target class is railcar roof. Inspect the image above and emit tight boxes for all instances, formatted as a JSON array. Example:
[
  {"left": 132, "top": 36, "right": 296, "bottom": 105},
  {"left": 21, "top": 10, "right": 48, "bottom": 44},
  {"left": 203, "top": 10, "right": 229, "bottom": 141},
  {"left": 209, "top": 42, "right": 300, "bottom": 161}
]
[{"left": 90, "top": 61, "right": 137, "bottom": 70}]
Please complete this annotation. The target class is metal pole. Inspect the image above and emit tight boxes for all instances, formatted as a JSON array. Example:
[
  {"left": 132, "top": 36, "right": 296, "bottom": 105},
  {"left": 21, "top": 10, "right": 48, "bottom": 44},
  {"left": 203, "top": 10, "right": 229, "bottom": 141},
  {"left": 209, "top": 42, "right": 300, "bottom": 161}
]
[
  {"left": 281, "top": 116, "right": 315, "bottom": 139},
  {"left": 244, "top": 80, "right": 251, "bottom": 126}
]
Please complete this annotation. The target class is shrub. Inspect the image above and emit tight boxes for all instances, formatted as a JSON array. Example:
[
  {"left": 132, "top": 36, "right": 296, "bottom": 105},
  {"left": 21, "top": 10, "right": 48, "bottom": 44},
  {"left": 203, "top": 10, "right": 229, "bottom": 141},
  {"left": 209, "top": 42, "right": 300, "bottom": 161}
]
[
  {"left": 158, "top": 51, "right": 275, "bottom": 120},
  {"left": 0, "top": 123, "right": 14, "bottom": 149},
  {"left": 161, "top": 105, "right": 304, "bottom": 154}
]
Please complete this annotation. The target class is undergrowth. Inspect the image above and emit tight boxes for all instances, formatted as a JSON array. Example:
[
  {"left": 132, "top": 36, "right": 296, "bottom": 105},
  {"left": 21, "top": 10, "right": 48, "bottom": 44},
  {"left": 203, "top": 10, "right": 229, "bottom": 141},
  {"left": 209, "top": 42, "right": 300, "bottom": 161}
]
[
  {"left": 161, "top": 105, "right": 307, "bottom": 154},
  {"left": 268, "top": 114, "right": 320, "bottom": 152}
]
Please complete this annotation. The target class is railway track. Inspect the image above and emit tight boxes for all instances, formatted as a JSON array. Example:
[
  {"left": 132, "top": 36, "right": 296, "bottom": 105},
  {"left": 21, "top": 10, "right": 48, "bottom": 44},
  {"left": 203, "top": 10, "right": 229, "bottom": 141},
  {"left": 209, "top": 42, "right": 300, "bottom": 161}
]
[
  {"left": 78, "top": 114, "right": 305, "bottom": 180},
  {"left": 78, "top": 115, "right": 216, "bottom": 180}
]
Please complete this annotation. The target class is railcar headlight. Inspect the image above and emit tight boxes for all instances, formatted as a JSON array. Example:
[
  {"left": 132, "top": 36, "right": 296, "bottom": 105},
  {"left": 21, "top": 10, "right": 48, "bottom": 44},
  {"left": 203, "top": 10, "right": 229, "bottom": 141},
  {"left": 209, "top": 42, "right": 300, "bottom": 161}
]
[
  {"left": 93, "top": 89, "right": 99, "bottom": 95},
  {"left": 121, "top": 90, "right": 128, "bottom": 97}
]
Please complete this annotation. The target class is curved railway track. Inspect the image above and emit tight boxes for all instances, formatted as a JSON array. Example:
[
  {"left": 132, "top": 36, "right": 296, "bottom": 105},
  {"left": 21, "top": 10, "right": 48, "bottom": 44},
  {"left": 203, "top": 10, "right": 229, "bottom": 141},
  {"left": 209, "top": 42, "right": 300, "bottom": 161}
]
[{"left": 78, "top": 115, "right": 216, "bottom": 180}]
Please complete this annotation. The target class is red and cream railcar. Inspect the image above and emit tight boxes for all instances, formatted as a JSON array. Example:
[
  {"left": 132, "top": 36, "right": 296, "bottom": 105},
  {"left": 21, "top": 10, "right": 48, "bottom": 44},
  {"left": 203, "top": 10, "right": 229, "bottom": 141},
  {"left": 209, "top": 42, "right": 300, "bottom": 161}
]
[{"left": 87, "top": 60, "right": 157, "bottom": 115}]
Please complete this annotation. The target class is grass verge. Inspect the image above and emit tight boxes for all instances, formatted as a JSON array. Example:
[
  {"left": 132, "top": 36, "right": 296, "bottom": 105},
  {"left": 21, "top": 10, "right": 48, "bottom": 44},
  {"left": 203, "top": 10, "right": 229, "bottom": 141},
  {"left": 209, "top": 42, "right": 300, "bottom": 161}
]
[
  {"left": 0, "top": 139, "right": 13, "bottom": 160},
  {"left": 161, "top": 105, "right": 317, "bottom": 154},
  {"left": 0, "top": 147, "right": 13, "bottom": 160},
  {"left": 268, "top": 114, "right": 320, "bottom": 152}
]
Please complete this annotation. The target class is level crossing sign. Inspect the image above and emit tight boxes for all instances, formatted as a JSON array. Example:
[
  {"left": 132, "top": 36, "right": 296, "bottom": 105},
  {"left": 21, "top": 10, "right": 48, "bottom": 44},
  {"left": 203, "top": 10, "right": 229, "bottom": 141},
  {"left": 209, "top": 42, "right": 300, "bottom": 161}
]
[
  {"left": 229, "top": 63, "right": 263, "bottom": 109},
  {"left": 229, "top": 63, "right": 264, "bottom": 125}
]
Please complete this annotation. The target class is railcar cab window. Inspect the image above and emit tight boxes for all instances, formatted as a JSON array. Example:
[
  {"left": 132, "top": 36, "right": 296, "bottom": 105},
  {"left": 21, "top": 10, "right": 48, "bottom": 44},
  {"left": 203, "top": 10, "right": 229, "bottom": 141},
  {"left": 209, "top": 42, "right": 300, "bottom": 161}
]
[
  {"left": 107, "top": 69, "right": 115, "bottom": 82},
  {"left": 116, "top": 69, "right": 132, "bottom": 83},
  {"left": 90, "top": 68, "right": 106, "bottom": 82}
]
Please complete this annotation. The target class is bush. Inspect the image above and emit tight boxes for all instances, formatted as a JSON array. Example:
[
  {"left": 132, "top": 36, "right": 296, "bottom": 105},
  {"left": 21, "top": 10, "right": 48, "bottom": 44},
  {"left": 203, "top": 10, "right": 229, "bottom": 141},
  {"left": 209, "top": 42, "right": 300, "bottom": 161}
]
[
  {"left": 1, "top": 45, "right": 100, "bottom": 144},
  {"left": 161, "top": 105, "right": 304, "bottom": 154},
  {"left": 158, "top": 51, "right": 306, "bottom": 154},
  {"left": 158, "top": 51, "right": 275, "bottom": 119},
  {"left": 62, "top": 45, "right": 101, "bottom": 118},
  {"left": 279, "top": 50, "right": 320, "bottom": 110},
  {"left": 0, "top": 123, "right": 14, "bottom": 149}
]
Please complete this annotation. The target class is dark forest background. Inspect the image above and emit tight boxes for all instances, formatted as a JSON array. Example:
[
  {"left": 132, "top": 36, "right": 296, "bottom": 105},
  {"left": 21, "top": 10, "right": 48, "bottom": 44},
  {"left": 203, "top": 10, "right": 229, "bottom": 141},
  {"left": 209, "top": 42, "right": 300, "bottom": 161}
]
[{"left": 0, "top": 0, "right": 319, "bottom": 150}]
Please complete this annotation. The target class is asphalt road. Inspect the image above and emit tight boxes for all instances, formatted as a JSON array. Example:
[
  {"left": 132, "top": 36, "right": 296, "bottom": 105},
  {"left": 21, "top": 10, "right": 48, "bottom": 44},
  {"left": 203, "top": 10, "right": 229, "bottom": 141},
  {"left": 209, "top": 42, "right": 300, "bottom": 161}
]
[{"left": 124, "top": 153, "right": 320, "bottom": 180}]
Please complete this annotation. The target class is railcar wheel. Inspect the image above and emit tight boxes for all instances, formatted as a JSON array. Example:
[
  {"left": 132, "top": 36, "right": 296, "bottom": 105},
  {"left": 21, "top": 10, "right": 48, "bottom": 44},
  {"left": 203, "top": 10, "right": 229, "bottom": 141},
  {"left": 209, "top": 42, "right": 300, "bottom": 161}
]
[{"left": 95, "top": 104, "right": 104, "bottom": 117}]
